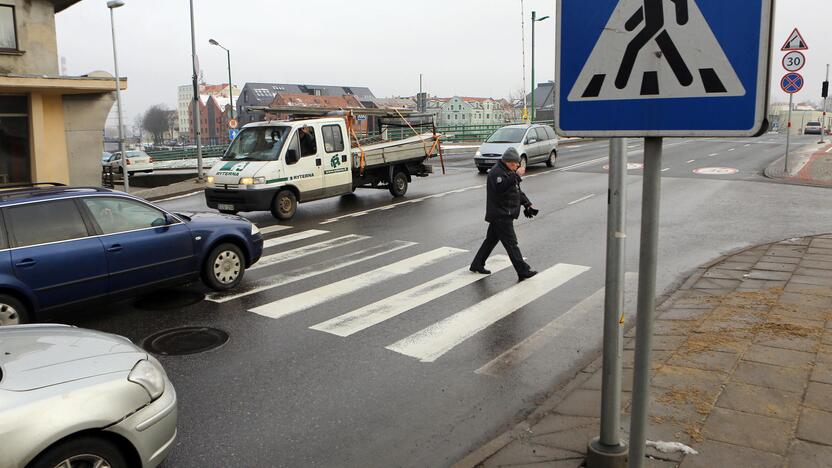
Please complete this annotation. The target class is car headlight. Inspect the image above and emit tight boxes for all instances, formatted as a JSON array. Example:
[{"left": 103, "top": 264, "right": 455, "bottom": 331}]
[
  {"left": 239, "top": 177, "right": 266, "bottom": 185},
  {"left": 475, "top": 150, "right": 482, "bottom": 157},
  {"left": 206, "top": 175, "right": 215, "bottom": 184},
  {"left": 251, "top": 223, "right": 260, "bottom": 235},
  {"left": 128, "top": 359, "right": 165, "bottom": 400}
]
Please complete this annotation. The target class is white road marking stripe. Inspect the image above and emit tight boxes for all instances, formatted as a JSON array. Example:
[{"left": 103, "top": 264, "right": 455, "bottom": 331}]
[
  {"left": 311, "top": 256, "right": 513, "bottom": 337},
  {"left": 476, "top": 273, "right": 638, "bottom": 376},
  {"left": 568, "top": 194, "right": 595, "bottom": 205},
  {"left": 728, "top": 148, "right": 736, "bottom": 152},
  {"left": 262, "top": 229, "right": 328, "bottom": 249},
  {"left": 826, "top": 146, "right": 832, "bottom": 153},
  {"left": 250, "top": 247, "right": 467, "bottom": 319},
  {"left": 686, "top": 159, "right": 696, "bottom": 164},
  {"left": 386, "top": 263, "right": 590, "bottom": 362},
  {"left": 319, "top": 186, "right": 483, "bottom": 224},
  {"left": 250, "top": 235, "right": 369, "bottom": 271},
  {"left": 258, "top": 225, "right": 292, "bottom": 235},
  {"left": 661, "top": 168, "right": 670, "bottom": 172},
  {"left": 744, "top": 144, "right": 751, "bottom": 147},
  {"left": 207, "top": 240, "right": 415, "bottom": 303},
  {"left": 709, "top": 153, "right": 719, "bottom": 157}
]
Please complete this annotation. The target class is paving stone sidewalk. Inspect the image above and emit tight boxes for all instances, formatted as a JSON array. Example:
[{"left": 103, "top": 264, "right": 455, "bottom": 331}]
[{"left": 458, "top": 234, "right": 832, "bottom": 468}]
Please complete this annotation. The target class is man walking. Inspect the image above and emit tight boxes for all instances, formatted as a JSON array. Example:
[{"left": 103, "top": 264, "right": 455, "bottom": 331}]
[{"left": 470, "top": 147, "right": 538, "bottom": 281}]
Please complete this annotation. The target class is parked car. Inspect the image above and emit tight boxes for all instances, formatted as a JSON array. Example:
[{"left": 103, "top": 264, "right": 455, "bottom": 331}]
[
  {"left": 804, "top": 121, "right": 823, "bottom": 135},
  {"left": 474, "top": 124, "right": 559, "bottom": 173},
  {"left": 0, "top": 323, "right": 177, "bottom": 468},
  {"left": 106, "top": 150, "right": 155, "bottom": 176},
  {"left": 101, "top": 151, "right": 113, "bottom": 166},
  {"left": 0, "top": 184, "right": 263, "bottom": 326}
]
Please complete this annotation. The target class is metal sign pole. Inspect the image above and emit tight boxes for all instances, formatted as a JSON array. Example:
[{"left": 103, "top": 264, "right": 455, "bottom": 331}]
[
  {"left": 189, "top": 0, "right": 204, "bottom": 182},
  {"left": 627, "top": 137, "right": 663, "bottom": 468},
  {"left": 821, "top": 64, "right": 829, "bottom": 144},
  {"left": 786, "top": 93, "right": 793, "bottom": 174},
  {"left": 588, "top": 138, "right": 629, "bottom": 468}
]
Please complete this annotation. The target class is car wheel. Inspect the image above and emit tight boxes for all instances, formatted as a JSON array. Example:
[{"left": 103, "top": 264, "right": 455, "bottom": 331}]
[
  {"left": 389, "top": 171, "right": 408, "bottom": 197},
  {"left": 29, "top": 435, "right": 128, "bottom": 468},
  {"left": 271, "top": 190, "right": 297, "bottom": 220},
  {"left": 203, "top": 243, "right": 245, "bottom": 291},
  {"left": 478, "top": 167, "right": 488, "bottom": 174},
  {"left": 0, "top": 294, "right": 29, "bottom": 326},
  {"left": 546, "top": 150, "right": 557, "bottom": 168}
]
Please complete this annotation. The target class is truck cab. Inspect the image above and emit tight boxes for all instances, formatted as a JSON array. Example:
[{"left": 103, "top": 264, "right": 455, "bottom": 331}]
[{"left": 205, "top": 118, "right": 353, "bottom": 219}]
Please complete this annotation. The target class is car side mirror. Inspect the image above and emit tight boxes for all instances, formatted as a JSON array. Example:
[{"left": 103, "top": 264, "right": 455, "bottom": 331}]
[
  {"left": 286, "top": 148, "right": 299, "bottom": 165},
  {"left": 527, "top": 138, "right": 537, "bottom": 144}
]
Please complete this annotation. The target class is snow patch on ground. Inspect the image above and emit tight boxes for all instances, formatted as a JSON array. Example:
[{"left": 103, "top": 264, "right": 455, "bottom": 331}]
[{"left": 154, "top": 157, "right": 220, "bottom": 170}]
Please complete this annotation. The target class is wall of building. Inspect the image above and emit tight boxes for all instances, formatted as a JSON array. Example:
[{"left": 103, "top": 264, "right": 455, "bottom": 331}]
[
  {"left": 63, "top": 92, "right": 116, "bottom": 186},
  {"left": 0, "top": 0, "right": 58, "bottom": 75},
  {"left": 29, "top": 92, "right": 69, "bottom": 183}
]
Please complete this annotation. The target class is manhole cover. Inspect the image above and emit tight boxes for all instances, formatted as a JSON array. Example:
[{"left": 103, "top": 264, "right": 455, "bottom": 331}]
[
  {"left": 134, "top": 290, "right": 204, "bottom": 311},
  {"left": 142, "top": 327, "right": 229, "bottom": 356}
]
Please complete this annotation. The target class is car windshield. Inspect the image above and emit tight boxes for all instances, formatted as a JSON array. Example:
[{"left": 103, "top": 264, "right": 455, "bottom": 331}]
[
  {"left": 486, "top": 128, "right": 527, "bottom": 143},
  {"left": 125, "top": 151, "right": 145, "bottom": 157},
  {"left": 223, "top": 126, "right": 291, "bottom": 162},
  {"left": 807, "top": 122, "right": 821, "bottom": 127}
]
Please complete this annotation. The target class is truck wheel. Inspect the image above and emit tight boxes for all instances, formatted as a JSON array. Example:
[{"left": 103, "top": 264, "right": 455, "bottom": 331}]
[
  {"left": 0, "top": 294, "right": 30, "bottom": 326},
  {"left": 203, "top": 243, "right": 245, "bottom": 291},
  {"left": 271, "top": 190, "right": 297, "bottom": 220},
  {"left": 478, "top": 167, "right": 488, "bottom": 174},
  {"left": 390, "top": 171, "right": 408, "bottom": 197},
  {"left": 546, "top": 150, "right": 557, "bottom": 168}
]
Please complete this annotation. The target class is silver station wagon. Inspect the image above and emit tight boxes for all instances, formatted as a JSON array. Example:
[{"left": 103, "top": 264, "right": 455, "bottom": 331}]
[{"left": 474, "top": 124, "right": 559, "bottom": 173}]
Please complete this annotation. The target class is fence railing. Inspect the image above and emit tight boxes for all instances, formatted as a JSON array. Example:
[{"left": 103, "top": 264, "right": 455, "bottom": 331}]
[{"left": 146, "top": 145, "right": 228, "bottom": 161}]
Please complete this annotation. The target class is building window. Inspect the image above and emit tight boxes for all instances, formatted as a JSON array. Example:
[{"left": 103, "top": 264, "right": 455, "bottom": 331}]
[
  {"left": 0, "top": 95, "right": 30, "bottom": 184},
  {"left": 0, "top": 5, "right": 17, "bottom": 50}
]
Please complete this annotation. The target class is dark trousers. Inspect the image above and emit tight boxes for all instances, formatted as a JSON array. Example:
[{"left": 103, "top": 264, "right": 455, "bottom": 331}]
[{"left": 472, "top": 220, "right": 531, "bottom": 275}]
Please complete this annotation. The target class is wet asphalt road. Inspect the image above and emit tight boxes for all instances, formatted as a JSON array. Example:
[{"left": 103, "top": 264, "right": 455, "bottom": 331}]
[{"left": 57, "top": 134, "right": 832, "bottom": 467}]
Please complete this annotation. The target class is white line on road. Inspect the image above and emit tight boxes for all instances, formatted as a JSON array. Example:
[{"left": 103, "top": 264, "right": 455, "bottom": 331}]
[
  {"left": 250, "top": 235, "right": 369, "bottom": 271},
  {"left": 476, "top": 273, "right": 638, "bottom": 376},
  {"left": 386, "top": 263, "right": 590, "bottom": 362},
  {"left": 826, "top": 146, "right": 832, "bottom": 153},
  {"left": 319, "top": 186, "right": 484, "bottom": 224},
  {"left": 310, "top": 256, "right": 513, "bottom": 337},
  {"left": 728, "top": 148, "right": 736, "bottom": 152},
  {"left": 262, "top": 229, "right": 328, "bottom": 249},
  {"left": 744, "top": 144, "right": 751, "bottom": 147},
  {"left": 207, "top": 240, "right": 415, "bottom": 303},
  {"left": 661, "top": 168, "right": 670, "bottom": 172},
  {"left": 258, "top": 225, "right": 292, "bottom": 235},
  {"left": 686, "top": 159, "right": 696, "bottom": 164},
  {"left": 250, "top": 247, "right": 466, "bottom": 319},
  {"left": 568, "top": 194, "right": 596, "bottom": 205},
  {"left": 709, "top": 153, "right": 719, "bottom": 157},
  {"left": 153, "top": 190, "right": 203, "bottom": 203}
]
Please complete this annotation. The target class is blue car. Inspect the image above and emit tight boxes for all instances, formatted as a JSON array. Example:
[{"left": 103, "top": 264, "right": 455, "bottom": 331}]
[{"left": 0, "top": 184, "right": 263, "bottom": 325}]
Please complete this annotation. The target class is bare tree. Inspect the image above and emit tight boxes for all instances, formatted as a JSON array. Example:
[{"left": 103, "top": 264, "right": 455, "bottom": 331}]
[{"left": 142, "top": 104, "right": 171, "bottom": 145}]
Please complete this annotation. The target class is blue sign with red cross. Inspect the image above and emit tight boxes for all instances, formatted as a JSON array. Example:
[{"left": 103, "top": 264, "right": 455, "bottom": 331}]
[{"left": 780, "top": 73, "right": 804, "bottom": 94}]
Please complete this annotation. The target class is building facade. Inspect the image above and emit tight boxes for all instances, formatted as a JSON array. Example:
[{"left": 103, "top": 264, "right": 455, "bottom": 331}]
[
  {"left": 426, "top": 96, "right": 510, "bottom": 127},
  {"left": 236, "top": 82, "right": 375, "bottom": 125},
  {"left": 0, "top": 0, "right": 124, "bottom": 186},
  {"left": 189, "top": 94, "right": 232, "bottom": 145},
  {"left": 177, "top": 83, "right": 238, "bottom": 141}
]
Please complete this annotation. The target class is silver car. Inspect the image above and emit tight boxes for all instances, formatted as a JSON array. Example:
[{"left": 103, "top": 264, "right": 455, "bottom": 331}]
[
  {"left": 0, "top": 324, "right": 177, "bottom": 468},
  {"left": 475, "top": 124, "right": 559, "bottom": 173}
]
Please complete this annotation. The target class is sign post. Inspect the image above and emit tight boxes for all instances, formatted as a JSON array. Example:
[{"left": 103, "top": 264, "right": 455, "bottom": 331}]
[
  {"left": 556, "top": 1, "right": 774, "bottom": 467},
  {"left": 780, "top": 28, "right": 808, "bottom": 171}
]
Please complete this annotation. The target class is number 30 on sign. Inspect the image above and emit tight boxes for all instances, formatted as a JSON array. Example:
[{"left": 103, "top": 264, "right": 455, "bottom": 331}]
[{"left": 782, "top": 51, "right": 805, "bottom": 72}]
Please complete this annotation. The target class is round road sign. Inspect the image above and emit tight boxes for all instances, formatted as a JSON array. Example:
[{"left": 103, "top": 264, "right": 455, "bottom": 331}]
[
  {"left": 693, "top": 167, "right": 739, "bottom": 175},
  {"left": 781, "top": 73, "right": 804, "bottom": 94},
  {"left": 228, "top": 118, "right": 238, "bottom": 129},
  {"left": 782, "top": 51, "right": 805, "bottom": 72}
]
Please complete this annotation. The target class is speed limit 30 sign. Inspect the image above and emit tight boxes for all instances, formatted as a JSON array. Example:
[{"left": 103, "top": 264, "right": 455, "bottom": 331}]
[{"left": 782, "top": 51, "right": 805, "bottom": 72}]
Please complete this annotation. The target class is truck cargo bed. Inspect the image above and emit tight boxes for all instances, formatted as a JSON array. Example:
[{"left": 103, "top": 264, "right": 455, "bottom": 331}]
[{"left": 352, "top": 134, "right": 436, "bottom": 168}]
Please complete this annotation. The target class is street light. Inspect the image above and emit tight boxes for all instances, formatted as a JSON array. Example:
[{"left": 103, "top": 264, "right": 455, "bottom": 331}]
[
  {"left": 107, "top": 0, "right": 128, "bottom": 192},
  {"left": 208, "top": 38, "right": 234, "bottom": 122},
  {"left": 530, "top": 11, "right": 550, "bottom": 123}
]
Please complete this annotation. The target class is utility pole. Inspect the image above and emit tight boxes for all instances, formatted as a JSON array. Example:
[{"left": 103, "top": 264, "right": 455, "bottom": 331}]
[
  {"left": 521, "top": 0, "right": 528, "bottom": 121},
  {"left": 530, "top": 11, "right": 550, "bottom": 123},
  {"left": 189, "top": 0, "right": 203, "bottom": 181},
  {"left": 821, "top": 64, "right": 829, "bottom": 144},
  {"left": 107, "top": 0, "right": 128, "bottom": 192},
  {"left": 786, "top": 94, "right": 793, "bottom": 173}
]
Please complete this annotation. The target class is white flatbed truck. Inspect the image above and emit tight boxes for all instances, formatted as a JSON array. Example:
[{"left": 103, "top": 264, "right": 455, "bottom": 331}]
[{"left": 204, "top": 116, "right": 440, "bottom": 220}]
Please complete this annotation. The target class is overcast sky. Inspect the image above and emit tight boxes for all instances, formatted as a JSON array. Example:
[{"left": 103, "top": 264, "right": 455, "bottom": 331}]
[{"left": 55, "top": 0, "right": 830, "bottom": 121}]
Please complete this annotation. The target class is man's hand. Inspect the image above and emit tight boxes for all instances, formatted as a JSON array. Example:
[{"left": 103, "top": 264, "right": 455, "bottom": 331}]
[{"left": 516, "top": 166, "right": 526, "bottom": 177}]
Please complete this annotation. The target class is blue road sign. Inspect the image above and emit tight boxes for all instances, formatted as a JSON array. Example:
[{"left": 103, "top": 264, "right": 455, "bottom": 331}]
[
  {"left": 229, "top": 129, "right": 239, "bottom": 140},
  {"left": 556, "top": 0, "right": 775, "bottom": 137},
  {"left": 780, "top": 73, "right": 803, "bottom": 94}
]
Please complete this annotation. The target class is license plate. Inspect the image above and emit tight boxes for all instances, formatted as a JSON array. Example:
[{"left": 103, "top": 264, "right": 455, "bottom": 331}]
[{"left": 218, "top": 203, "right": 234, "bottom": 211}]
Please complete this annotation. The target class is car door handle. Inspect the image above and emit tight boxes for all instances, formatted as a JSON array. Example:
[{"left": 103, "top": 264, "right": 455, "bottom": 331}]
[
  {"left": 107, "top": 244, "right": 123, "bottom": 253},
  {"left": 316, "top": 158, "right": 322, "bottom": 167},
  {"left": 341, "top": 155, "right": 347, "bottom": 163},
  {"left": 15, "top": 258, "right": 36, "bottom": 268}
]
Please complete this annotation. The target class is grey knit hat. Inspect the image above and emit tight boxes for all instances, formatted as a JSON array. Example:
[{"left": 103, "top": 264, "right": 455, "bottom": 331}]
[{"left": 502, "top": 147, "right": 521, "bottom": 163}]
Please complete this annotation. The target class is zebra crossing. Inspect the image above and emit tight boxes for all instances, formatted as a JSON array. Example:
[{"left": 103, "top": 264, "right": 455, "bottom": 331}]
[{"left": 217, "top": 223, "right": 594, "bottom": 368}]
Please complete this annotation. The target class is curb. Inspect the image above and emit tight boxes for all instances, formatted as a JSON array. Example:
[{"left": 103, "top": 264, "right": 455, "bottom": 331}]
[
  {"left": 143, "top": 187, "right": 204, "bottom": 202},
  {"left": 763, "top": 143, "right": 832, "bottom": 188}
]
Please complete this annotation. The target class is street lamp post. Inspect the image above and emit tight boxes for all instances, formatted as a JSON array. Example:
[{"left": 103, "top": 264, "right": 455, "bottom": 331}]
[
  {"left": 188, "top": 0, "right": 203, "bottom": 181},
  {"left": 209, "top": 39, "right": 234, "bottom": 120},
  {"left": 530, "top": 11, "right": 550, "bottom": 123},
  {"left": 107, "top": 0, "right": 128, "bottom": 192}
]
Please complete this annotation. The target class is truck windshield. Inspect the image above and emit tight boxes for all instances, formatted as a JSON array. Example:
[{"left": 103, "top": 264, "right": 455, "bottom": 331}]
[
  {"left": 223, "top": 126, "right": 291, "bottom": 161},
  {"left": 486, "top": 128, "right": 526, "bottom": 143}
]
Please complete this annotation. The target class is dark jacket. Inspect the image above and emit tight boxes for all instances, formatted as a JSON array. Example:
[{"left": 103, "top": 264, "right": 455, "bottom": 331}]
[{"left": 485, "top": 161, "right": 531, "bottom": 222}]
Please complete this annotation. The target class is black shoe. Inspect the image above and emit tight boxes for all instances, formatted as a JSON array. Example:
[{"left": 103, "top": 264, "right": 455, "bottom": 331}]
[
  {"left": 518, "top": 270, "right": 538, "bottom": 281},
  {"left": 470, "top": 265, "right": 491, "bottom": 274}
]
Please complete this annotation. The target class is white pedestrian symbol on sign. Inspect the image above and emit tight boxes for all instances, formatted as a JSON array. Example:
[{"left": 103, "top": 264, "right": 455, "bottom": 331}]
[{"left": 568, "top": 0, "right": 745, "bottom": 101}]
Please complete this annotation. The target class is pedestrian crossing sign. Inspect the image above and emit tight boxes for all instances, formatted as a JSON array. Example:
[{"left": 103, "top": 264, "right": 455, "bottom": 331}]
[{"left": 556, "top": 0, "right": 774, "bottom": 137}]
